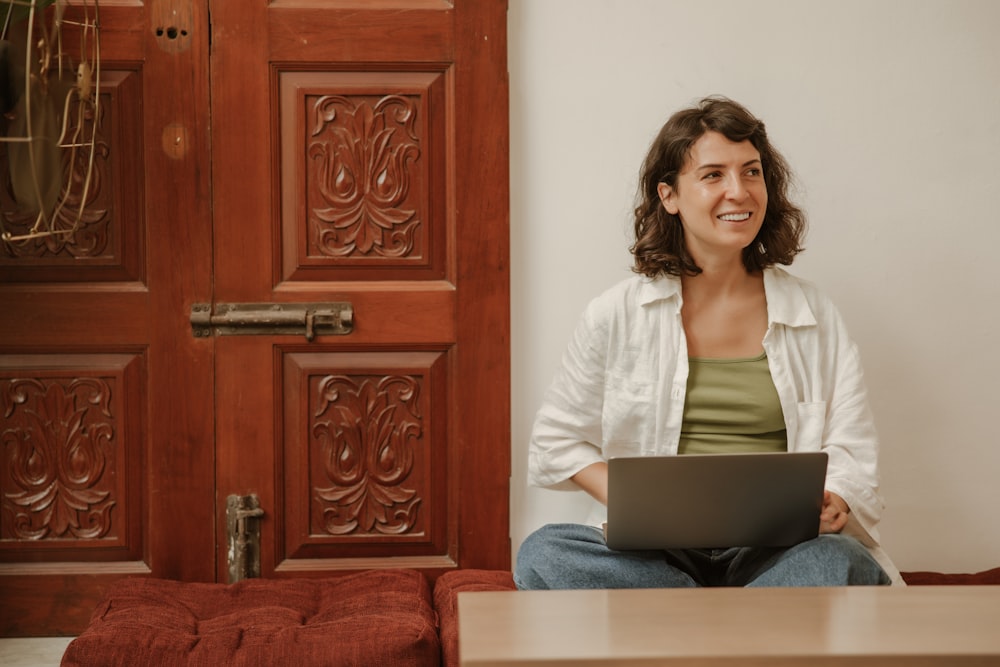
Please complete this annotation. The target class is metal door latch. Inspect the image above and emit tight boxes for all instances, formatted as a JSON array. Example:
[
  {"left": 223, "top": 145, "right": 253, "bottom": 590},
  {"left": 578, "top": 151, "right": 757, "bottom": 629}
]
[
  {"left": 190, "top": 302, "right": 353, "bottom": 341},
  {"left": 226, "top": 494, "right": 264, "bottom": 583}
]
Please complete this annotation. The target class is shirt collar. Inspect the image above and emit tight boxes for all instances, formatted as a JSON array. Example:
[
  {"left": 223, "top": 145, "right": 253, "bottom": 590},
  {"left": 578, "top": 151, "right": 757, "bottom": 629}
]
[
  {"left": 637, "top": 267, "right": 817, "bottom": 328},
  {"left": 637, "top": 274, "right": 682, "bottom": 306},
  {"left": 763, "top": 267, "right": 817, "bottom": 327}
]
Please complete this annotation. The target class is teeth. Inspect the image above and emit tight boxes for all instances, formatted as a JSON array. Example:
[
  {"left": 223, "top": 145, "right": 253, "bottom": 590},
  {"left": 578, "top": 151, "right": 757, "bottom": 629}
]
[{"left": 719, "top": 213, "right": 751, "bottom": 222}]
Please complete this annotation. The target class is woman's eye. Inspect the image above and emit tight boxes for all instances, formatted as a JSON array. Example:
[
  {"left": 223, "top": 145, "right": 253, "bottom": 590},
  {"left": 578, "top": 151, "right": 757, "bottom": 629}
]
[
  {"left": 747, "top": 168, "right": 762, "bottom": 177},
  {"left": 702, "top": 171, "right": 722, "bottom": 180}
]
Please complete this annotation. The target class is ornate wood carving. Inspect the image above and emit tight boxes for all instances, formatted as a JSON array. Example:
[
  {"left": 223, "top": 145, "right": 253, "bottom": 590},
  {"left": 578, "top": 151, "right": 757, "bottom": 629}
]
[
  {"left": 278, "top": 70, "right": 447, "bottom": 283},
  {"left": 1, "top": 378, "right": 117, "bottom": 541},
  {"left": 279, "top": 349, "right": 448, "bottom": 565},
  {"left": 307, "top": 94, "right": 422, "bottom": 259},
  {"left": 310, "top": 374, "right": 423, "bottom": 536}
]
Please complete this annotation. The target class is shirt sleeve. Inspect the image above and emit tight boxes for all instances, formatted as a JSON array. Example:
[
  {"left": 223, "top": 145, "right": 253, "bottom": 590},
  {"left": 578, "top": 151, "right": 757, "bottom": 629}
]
[
  {"left": 817, "top": 302, "right": 885, "bottom": 544},
  {"left": 527, "top": 300, "right": 609, "bottom": 490}
]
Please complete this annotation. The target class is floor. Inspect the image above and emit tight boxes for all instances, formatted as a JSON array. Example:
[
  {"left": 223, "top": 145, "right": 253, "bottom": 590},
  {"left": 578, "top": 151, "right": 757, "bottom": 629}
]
[{"left": 0, "top": 637, "right": 74, "bottom": 667}]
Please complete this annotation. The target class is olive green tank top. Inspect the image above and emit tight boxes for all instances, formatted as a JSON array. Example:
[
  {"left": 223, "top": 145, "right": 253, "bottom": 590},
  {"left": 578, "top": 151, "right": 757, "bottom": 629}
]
[{"left": 678, "top": 352, "right": 788, "bottom": 455}]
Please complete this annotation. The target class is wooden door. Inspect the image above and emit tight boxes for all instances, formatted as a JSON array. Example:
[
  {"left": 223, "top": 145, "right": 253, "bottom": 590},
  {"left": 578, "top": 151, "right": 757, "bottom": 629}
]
[
  {"left": 0, "top": 0, "right": 215, "bottom": 635},
  {"left": 0, "top": 0, "right": 509, "bottom": 636},
  {"left": 208, "top": 1, "right": 510, "bottom": 580}
]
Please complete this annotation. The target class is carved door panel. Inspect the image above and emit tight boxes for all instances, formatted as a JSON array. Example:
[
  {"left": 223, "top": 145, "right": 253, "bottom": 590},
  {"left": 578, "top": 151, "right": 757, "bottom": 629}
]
[
  {"left": 0, "top": 0, "right": 508, "bottom": 636},
  {"left": 209, "top": 0, "right": 510, "bottom": 581}
]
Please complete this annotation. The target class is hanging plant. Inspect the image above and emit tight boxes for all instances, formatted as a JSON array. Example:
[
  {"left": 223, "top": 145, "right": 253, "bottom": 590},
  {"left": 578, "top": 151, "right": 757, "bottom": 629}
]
[
  {"left": 2, "top": 1, "right": 59, "bottom": 29},
  {"left": 2, "top": 0, "right": 73, "bottom": 219}
]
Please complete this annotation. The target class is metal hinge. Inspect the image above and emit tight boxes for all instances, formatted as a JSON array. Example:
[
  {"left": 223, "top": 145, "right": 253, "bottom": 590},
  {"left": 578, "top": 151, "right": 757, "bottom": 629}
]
[
  {"left": 226, "top": 494, "right": 264, "bottom": 583},
  {"left": 190, "top": 302, "right": 354, "bottom": 342}
]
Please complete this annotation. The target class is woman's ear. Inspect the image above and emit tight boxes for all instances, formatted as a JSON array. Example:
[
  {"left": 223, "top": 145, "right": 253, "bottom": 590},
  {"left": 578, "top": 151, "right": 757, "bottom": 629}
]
[{"left": 657, "top": 182, "right": 679, "bottom": 215}]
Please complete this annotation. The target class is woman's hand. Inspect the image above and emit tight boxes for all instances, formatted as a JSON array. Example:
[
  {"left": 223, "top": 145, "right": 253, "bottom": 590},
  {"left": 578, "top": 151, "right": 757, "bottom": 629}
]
[{"left": 819, "top": 490, "right": 850, "bottom": 534}]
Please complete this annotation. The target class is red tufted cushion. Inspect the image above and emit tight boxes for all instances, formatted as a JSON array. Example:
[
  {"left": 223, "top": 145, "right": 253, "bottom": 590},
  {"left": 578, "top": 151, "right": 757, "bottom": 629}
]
[
  {"left": 901, "top": 567, "right": 1000, "bottom": 586},
  {"left": 61, "top": 569, "right": 441, "bottom": 667},
  {"left": 432, "top": 569, "right": 516, "bottom": 667}
]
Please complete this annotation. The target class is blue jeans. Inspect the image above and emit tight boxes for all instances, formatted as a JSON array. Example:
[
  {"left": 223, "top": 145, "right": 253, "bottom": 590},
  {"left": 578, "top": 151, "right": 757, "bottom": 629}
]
[{"left": 514, "top": 523, "right": 891, "bottom": 590}]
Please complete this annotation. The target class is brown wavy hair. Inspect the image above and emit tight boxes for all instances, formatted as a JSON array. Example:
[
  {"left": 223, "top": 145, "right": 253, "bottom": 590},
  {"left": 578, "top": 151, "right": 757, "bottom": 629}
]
[{"left": 631, "top": 96, "right": 806, "bottom": 277}]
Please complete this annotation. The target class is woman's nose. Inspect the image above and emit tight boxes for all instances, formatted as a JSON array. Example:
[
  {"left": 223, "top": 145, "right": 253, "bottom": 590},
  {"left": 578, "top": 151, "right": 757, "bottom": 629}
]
[{"left": 725, "top": 175, "right": 748, "bottom": 200}]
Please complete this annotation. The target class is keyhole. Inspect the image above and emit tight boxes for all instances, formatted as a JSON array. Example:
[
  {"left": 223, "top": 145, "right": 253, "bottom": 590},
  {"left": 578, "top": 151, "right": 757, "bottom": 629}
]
[{"left": 155, "top": 26, "right": 188, "bottom": 39}]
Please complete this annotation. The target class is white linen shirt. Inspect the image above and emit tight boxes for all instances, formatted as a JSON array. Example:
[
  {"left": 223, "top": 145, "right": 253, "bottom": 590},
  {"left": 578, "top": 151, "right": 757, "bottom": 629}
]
[{"left": 528, "top": 267, "right": 902, "bottom": 584}]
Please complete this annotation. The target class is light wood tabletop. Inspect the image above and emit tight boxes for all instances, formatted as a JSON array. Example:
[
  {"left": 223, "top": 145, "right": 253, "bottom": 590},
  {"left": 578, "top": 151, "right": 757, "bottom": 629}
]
[{"left": 458, "top": 586, "right": 1000, "bottom": 666}]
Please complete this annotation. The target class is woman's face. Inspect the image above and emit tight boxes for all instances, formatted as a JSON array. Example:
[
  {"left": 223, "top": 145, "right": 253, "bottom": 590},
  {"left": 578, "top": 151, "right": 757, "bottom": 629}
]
[{"left": 657, "top": 131, "right": 767, "bottom": 267}]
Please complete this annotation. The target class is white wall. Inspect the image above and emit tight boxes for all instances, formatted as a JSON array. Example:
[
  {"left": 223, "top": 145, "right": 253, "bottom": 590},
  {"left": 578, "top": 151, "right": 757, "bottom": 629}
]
[{"left": 508, "top": 0, "right": 1000, "bottom": 574}]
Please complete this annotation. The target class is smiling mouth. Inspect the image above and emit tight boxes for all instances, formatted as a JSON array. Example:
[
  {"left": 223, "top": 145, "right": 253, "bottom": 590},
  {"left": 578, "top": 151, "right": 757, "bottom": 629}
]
[{"left": 718, "top": 212, "right": 752, "bottom": 222}]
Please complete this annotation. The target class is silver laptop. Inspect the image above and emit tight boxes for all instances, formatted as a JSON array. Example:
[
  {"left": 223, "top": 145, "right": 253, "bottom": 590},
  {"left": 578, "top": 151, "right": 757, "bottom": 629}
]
[{"left": 604, "top": 452, "right": 828, "bottom": 550}]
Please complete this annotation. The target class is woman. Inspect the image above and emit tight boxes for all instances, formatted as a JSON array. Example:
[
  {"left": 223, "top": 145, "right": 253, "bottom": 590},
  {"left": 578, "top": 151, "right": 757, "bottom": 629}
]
[{"left": 516, "top": 96, "right": 901, "bottom": 589}]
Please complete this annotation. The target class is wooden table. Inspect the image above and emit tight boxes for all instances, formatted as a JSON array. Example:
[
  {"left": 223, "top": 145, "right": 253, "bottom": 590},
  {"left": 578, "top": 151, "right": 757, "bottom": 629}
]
[{"left": 458, "top": 586, "right": 1000, "bottom": 666}]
